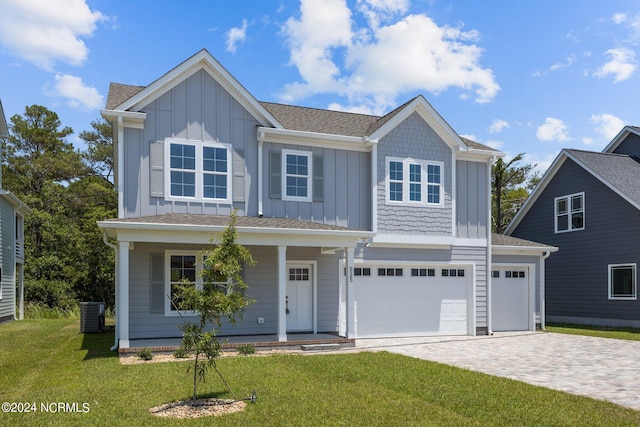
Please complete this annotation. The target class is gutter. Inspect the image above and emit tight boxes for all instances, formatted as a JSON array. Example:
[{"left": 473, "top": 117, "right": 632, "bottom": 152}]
[{"left": 102, "top": 232, "right": 119, "bottom": 351}]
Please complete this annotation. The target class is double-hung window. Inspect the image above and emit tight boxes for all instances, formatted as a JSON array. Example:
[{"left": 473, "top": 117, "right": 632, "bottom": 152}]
[
  {"left": 609, "top": 264, "right": 636, "bottom": 300},
  {"left": 555, "top": 192, "right": 584, "bottom": 233},
  {"left": 386, "top": 157, "right": 444, "bottom": 207},
  {"left": 282, "top": 149, "right": 312, "bottom": 202},
  {"left": 166, "top": 138, "right": 232, "bottom": 203}
]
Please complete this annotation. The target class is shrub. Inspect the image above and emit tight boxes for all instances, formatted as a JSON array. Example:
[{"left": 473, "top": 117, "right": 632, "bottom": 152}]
[
  {"left": 136, "top": 347, "right": 153, "bottom": 361},
  {"left": 237, "top": 344, "right": 256, "bottom": 356},
  {"left": 173, "top": 348, "right": 188, "bottom": 359}
]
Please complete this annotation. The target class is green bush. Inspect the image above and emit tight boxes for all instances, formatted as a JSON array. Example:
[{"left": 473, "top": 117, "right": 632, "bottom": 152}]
[
  {"left": 136, "top": 347, "right": 153, "bottom": 361},
  {"left": 24, "top": 279, "right": 77, "bottom": 312},
  {"left": 173, "top": 348, "right": 188, "bottom": 359},
  {"left": 237, "top": 344, "right": 256, "bottom": 355},
  {"left": 24, "top": 302, "right": 80, "bottom": 319}
]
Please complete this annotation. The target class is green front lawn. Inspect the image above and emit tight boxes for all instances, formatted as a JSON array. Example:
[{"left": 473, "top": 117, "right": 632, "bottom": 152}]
[
  {"left": 1, "top": 319, "right": 639, "bottom": 426},
  {"left": 546, "top": 323, "right": 640, "bottom": 341}
]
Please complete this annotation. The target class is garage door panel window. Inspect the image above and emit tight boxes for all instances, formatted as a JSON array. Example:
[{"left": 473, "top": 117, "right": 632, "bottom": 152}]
[
  {"left": 442, "top": 269, "right": 465, "bottom": 277},
  {"left": 609, "top": 264, "right": 636, "bottom": 300},
  {"left": 354, "top": 267, "right": 371, "bottom": 277},
  {"left": 411, "top": 268, "right": 436, "bottom": 277},
  {"left": 378, "top": 268, "right": 403, "bottom": 277},
  {"left": 505, "top": 271, "right": 526, "bottom": 278}
]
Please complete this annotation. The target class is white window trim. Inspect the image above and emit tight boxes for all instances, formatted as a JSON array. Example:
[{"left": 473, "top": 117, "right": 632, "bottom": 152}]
[
  {"left": 164, "top": 138, "right": 232, "bottom": 204},
  {"left": 608, "top": 263, "right": 637, "bottom": 300},
  {"left": 282, "top": 149, "right": 313, "bottom": 202},
  {"left": 164, "top": 251, "right": 201, "bottom": 317},
  {"left": 385, "top": 157, "right": 444, "bottom": 207},
  {"left": 554, "top": 192, "right": 585, "bottom": 233}
]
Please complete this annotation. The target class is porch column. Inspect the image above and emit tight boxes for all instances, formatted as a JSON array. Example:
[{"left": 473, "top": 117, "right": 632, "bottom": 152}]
[
  {"left": 118, "top": 241, "right": 130, "bottom": 349},
  {"left": 345, "top": 247, "right": 356, "bottom": 339},
  {"left": 277, "top": 245, "right": 287, "bottom": 342}
]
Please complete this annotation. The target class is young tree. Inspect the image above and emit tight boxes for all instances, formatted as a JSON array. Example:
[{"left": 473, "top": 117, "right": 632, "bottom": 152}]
[
  {"left": 172, "top": 212, "right": 255, "bottom": 401},
  {"left": 492, "top": 153, "right": 536, "bottom": 234},
  {"left": 79, "top": 119, "right": 114, "bottom": 184}
]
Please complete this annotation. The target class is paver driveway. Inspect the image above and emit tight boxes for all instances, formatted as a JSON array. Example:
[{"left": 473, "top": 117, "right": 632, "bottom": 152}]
[{"left": 355, "top": 332, "right": 640, "bottom": 411}]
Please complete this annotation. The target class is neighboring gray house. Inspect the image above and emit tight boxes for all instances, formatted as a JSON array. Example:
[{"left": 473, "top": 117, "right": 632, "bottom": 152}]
[
  {"left": 98, "top": 49, "right": 555, "bottom": 349},
  {"left": 0, "top": 100, "right": 30, "bottom": 323},
  {"left": 507, "top": 125, "right": 640, "bottom": 328}
]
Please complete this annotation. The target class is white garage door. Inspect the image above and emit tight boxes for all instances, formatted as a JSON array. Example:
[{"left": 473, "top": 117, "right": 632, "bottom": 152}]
[
  {"left": 355, "top": 266, "right": 469, "bottom": 338},
  {"left": 492, "top": 267, "right": 530, "bottom": 332}
]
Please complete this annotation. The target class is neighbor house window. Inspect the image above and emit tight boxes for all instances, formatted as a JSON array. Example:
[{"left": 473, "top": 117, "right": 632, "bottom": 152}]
[
  {"left": 386, "top": 157, "right": 444, "bottom": 206},
  {"left": 609, "top": 264, "right": 636, "bottom": 300},
  {"left": 555, "top": 192, "right": 584, "bottom": 233},
  {"left": 282, "top": 149, "right": 312, "bottom": 202},
  {"left": 165, "top": 138, "right": 232, "bottom": 203}
]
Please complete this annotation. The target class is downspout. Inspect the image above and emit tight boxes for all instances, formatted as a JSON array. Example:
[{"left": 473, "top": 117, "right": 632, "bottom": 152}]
[
  {"left": 486, "top": 156, "right": 497, "bottom": 336},
  {"left": 103, "top": 232, "right": 119, "bottom": 351},
  {"left": 540, "top": 250, "right": 551, "bottom": 331},
  {"left": 257, "top": 129, "right": 264, "bottom": 217}
]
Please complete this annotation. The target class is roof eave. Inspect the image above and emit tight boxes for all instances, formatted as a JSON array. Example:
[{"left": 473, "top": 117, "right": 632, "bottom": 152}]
[{"left": 259, "top": 127, "right": 376, "bottom": 151}]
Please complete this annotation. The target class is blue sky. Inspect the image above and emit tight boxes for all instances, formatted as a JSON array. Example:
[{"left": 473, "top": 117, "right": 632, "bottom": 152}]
[{"left": 2, "top": 0, "right": 640, "bottom": 173}]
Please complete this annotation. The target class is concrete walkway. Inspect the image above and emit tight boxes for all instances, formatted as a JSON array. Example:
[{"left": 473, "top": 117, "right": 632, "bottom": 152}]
[{"left": 355, "top": 332, "right": 640, "bottom": 411}]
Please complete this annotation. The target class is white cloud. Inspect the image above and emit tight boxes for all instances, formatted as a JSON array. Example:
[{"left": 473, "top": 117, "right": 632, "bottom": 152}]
[
  {"left": 0, "top": 0, "right": 105, "bottom": 70},
  {"left": 536, "top": 117, "right": 570, "bottom": 142},
  {"left": 590, "top": 113, "right": 625, "bottom": 141},
  {"left": 489, "top": 119, "right": 509, "bottom": 133},
  {"left": 280, "top": 0, "right": 499, "bottom": 110},
  {"left": 226, "top": 19, "right": 249, "bottom": 53},
  {"left": 582, "top": 136, "right": 594, "bottom": 145},
  {"left": 51, "top": 74, "right": 104, "bottom": 111},
  {"left": 613, "top": 13, "right": 627, "bottom": 24},
  {"left": 593, "top": 48, "right": 637, "bottom": 82},
  {"left": 550, "top": 54, "right": 577, "bottom": 71}
]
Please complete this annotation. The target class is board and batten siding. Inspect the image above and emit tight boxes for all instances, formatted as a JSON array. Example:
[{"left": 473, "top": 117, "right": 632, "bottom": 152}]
[
  {"left": 122, "top": 69, "right": 260, "bottom": 218},
  {"left": 0, "top": 198, "right": 15, "bottom": 321},
  {"left": 261, "top": 142, "right": 371, "bottom": 230},
  {"left": 128, "top": 243, "right": 341, "bottom": 339},
  {"left": 456, "top": 160, "right": 489, "bottom": 239},
  {"left": 376, "top": 112, "right": 453, "bottom": 235},
  {"left": 512, "top": 158, "right": 640, "bottom": 323}
]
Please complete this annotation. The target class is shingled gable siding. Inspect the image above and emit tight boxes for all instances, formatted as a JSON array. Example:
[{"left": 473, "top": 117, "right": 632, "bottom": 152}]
[
  {"left": 263, "top": 142, "right": 371, "bottom": 230},
  {"left": 377, "top": 112, "right": 452, "bottom": 235},
  {"left": 612, "top": 132, "right": 640, "bottom": 157},
  {"left": 512, "top": 158, "right": 640, "bottom": 324},
  {"left": 123, "top": 69, "right": 258, "bottom": 218}
]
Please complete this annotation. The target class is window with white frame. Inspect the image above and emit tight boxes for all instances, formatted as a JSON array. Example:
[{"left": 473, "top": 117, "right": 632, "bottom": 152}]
[
  {"left": 282, "top": 149, "right": 312, "bottom": 202},
  {"left": 555, "top": 192, "right": 584, "bottom": 233},
  {"left": 165, "top": 139, "right": 232, "bottom": 203},
  {"left": 386, "top": 157, "right": 444, "bottom": 206},
  {"left": 609, "top": 264, "right": 636, "bottom": 300}
]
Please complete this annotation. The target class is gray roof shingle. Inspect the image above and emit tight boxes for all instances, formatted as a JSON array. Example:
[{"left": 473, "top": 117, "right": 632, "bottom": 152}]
[
  {"left": 491, "top": 233, "right": 554, "bottom": 248},
  {"left": 566, "top": 149, "right": 640, "bottom": 207},
  {"left": 106, "top": 83, "right": 145, "bottom": 109}
]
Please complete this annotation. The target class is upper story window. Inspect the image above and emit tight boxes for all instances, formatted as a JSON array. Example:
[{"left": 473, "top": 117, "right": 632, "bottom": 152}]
[
  {"left": 282, "top": 149, "right": 312, "bottom": 202},
  {"left": 555, "top": 192, "right": 584, "bottom": 233},
  {"left": 165, "top": 139, "right": 232, "bottom": 203},
  {"left": 386, "top": 157, "right": 444, "bottom": 207}
]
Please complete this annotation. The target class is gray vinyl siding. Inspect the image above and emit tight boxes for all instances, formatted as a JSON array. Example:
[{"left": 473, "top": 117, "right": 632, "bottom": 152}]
[
  {"left": 355, "top": 245, "right": 488, "bottom": 330},
  {"left": 0, "top": 198, "right": 15, "bottom": 320},
  {"left": 128, "top": 243, "right": 341, "bottom": 339},
  {"left": 122, "top": 69, "right": 259, "bottom": 218},
  {"left": 512, "top": 158, "right": 640, "bottom": 322},
  {"left": 456, "top": 160, "right": 489, "bottom": 239},
  {"left": 262, "top": 143, "right": 371, "bottom": 230},
  {"left": 612, "top": 133, "right": 640, "bottom": 157},
  {"left": 376, "top": 112, "right": 453, "bottom": 235}
]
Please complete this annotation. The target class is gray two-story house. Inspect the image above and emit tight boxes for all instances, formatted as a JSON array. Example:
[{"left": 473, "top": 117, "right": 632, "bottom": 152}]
[
  {"left": 0, "top": 99, "right": 30, "bottom": 323},
  {"left": 507, "top": 126, "right": 640, "bottom": 328},
  {"left": 99, "top": 49, "right": 554, "bottom": 350}
]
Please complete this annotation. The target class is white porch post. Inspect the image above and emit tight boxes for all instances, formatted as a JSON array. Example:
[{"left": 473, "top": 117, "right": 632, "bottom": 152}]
[
  {"left": 277, "top": 245, "right": 287, "bottom": 342},
  {"left": 345, "top": 247, "right": 356, "bottom": 339},
  {"left": 118, "top": 241, "right": 130, "bottom": 349}
]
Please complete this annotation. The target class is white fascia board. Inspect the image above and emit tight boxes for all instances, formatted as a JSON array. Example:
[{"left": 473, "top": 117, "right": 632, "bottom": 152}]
[
  {"left": 260, "top": 127, "right": 376, "bottom": 152},
  {"left": 492, "top": 245, "right": 558, "bottom": 256},
  {"left": 370, "top": 233, "right": 487, "bottom": 248},
  {"left": 100, "top": 110, "right": 146, "bottom": 129},
  {"left": 115, "top": 50, "right": 282, "bottom": 129},
  {"left": 504, "top": 150, "right": 567, "bottom": 235},
  {"left": 97, "top": 221, "right": 373, "bottom": 247},
  {"left": 457, "top": 149, "right": 505, "bottom": 161},
  {"left": 0, "top": 190, "right": 31, "bottom": 214},
  {"left": 602, "top": 126, "right": 640, "bottom": 153}
]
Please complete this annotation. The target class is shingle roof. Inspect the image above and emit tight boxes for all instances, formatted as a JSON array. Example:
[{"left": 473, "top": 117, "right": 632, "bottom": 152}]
[
  {"left": 106, "top": 83, "right": 145, "bottom": 109},
  {"left": 491, "top": 233, "right": 554, "bottom": 248},
  {"left": 566, "top": 149, "right": 640, "bottom": 207},
  {"left": 103, "top": 213, "right": 368, "bottom": 232}
]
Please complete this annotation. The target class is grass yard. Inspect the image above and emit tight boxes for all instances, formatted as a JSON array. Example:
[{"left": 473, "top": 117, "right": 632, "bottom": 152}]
[
  {"left": 1, "top": 319, "right": 639, "bottom": 426},
  {"left": 546, "top": 322, "right": 640, "bottom": 341}
]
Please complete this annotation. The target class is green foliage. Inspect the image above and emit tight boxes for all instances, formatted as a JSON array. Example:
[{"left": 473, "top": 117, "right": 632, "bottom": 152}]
[
  {"left": 173, "top": 347, "right": 188, "bottom": 359},
  {"left": 491, "top": 153, "right": 538, "bottom": 233},
  {"left": 2, "top": 106, "right": 117, "bottom": 312},
  {"left": 237, "top": 344, "right": 256, "bottom": 356},
  {"left": 136, "top": 347, "right": 153, "bottom": 361},
  {"left": 172, "top": 211, "right": 255, "bottom": 401}
]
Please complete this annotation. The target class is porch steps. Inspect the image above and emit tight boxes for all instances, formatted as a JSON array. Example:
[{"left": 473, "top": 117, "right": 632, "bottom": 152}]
[{"left": 300, "top": 343, "right": 342, "bottom": 352}]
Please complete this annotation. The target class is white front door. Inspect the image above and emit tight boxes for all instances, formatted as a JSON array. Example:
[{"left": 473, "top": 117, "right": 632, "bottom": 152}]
[{"left": 286, "top": 264, "right": 313, "bottom": 331}]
